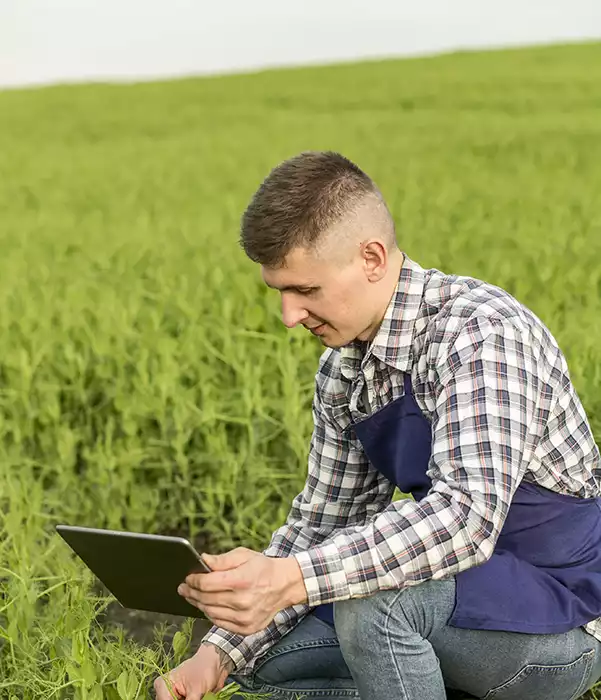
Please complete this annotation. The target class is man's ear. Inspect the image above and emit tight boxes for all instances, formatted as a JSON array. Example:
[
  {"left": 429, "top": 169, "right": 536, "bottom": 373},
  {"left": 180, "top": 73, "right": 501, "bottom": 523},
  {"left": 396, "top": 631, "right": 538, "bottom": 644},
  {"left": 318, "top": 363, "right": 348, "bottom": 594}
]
[{"left": 361, "top": 239, "right": 388, "bottom": 282}]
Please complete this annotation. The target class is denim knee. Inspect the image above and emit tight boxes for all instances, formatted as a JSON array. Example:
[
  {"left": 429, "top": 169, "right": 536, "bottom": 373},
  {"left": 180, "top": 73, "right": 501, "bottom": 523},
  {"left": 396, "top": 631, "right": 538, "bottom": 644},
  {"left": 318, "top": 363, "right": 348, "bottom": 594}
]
[
  {"left": 333, "top": 592, "right": 390, "bottom": 651},
  {"left": 334, "top": 578, "right": 457, "bottom": 648}
]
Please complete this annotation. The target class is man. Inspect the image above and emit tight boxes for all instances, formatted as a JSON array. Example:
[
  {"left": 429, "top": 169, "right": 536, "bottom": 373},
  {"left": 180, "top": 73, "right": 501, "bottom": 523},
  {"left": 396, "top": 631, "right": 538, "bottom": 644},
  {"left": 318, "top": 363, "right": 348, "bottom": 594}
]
[{"left": 155, "top": 151, "right": 601, "bottom": 700}]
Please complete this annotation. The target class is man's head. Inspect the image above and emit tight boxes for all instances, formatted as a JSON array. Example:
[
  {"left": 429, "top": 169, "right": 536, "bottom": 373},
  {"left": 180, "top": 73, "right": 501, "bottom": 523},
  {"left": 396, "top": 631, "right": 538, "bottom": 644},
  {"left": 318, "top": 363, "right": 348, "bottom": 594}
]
[{"left": 240, "top": 151, "right": 403, "bottom": 348}]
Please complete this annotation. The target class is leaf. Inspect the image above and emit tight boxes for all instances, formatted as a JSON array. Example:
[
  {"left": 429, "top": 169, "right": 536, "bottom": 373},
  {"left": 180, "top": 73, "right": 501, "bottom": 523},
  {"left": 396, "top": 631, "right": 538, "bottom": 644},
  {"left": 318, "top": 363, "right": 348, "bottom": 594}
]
[
  {"left": 142, "top": 647, "right": 156, "bottom": 666},
  {"left": 104, "top": 687, "right": 121, "bottom": 700},
  {"left": 172, "top": 630, "right": 188, "bottom": 661},
  {"left": 81, "top": 658, "right": 97, "bottom": 688},
  {"left": 117, "top": 671, "right": 130, "bottom": 700},
  {"left": 126, "top": 670, "right": 138, "bottom": 698},
  {"left": 72, "top": 633, "right": 84, "bottom": 664},
  {"left": 64, "top": 609, "right": 79, "bottom": 635},
  {"left": 66, "top": 661, "right": 81, "bottom": 683},
  {"left": 88, "top": 685, "right": 104, "bottom": 700}
]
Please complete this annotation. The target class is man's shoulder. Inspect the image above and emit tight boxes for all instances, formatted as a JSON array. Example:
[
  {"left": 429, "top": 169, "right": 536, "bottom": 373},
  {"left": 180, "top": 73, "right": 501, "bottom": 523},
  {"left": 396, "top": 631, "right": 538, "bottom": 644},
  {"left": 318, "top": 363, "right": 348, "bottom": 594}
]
[
  {"left": 424, "top": 269, "right": 543, "bottom": 345},
  {"left": 422, "top": 270, "right": 564, "bottom": 382}
]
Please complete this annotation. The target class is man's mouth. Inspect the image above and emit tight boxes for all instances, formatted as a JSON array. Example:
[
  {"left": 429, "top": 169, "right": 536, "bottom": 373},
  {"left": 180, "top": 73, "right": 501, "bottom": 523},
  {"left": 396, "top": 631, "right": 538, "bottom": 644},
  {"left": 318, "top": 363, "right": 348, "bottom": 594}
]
[{"left": 307, "top": 323, "right": 327, "bottom": 335}]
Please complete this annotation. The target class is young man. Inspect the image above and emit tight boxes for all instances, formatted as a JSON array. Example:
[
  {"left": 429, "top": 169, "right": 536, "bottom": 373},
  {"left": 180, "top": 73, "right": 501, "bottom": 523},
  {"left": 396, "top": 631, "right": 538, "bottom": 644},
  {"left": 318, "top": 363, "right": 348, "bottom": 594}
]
[{"left": 155, "top": 152, "right": 601, "bottom": 700}]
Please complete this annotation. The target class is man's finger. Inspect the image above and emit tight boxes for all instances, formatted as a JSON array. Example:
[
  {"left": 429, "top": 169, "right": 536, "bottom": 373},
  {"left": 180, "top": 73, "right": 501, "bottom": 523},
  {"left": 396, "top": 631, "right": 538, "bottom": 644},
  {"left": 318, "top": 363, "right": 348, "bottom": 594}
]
[
  {"left": 185, "top": 570, "right": 241, "bottom": 592},
  {"left": 177, "top": 584, "right": 199, "bottom": 602},
  {"left": 202, "top": 548, "right": 255, "bottom": 572},
  {"left": 178, "top": 585, "right": 237, "bottom": 609},
  {"left": 201, "top": 605, "right": 248, "bottom": 625},
  {"left": 153, "top": 677, "right": 166, "bottom": 700},
  {"left": 154, "top": 675, "right": 181, "bottom": 700}
]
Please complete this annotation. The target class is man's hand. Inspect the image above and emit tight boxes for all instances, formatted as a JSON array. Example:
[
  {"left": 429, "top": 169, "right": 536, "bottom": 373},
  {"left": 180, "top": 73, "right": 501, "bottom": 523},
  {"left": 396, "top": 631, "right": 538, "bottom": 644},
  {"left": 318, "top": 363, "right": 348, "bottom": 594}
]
[
  {"left": 177, "top": 547, "right": 308, "bottom": 636},
  {"left": 153, "top": 642, "right": 232, "bottom": 700}
]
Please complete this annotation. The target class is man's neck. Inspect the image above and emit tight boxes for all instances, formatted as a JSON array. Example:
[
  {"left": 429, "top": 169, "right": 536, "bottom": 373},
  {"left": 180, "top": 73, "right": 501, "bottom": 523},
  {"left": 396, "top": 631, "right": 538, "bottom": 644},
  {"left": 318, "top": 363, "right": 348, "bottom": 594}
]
[{"left": 364, "top": 250, "right": 404, "bottom": 342}]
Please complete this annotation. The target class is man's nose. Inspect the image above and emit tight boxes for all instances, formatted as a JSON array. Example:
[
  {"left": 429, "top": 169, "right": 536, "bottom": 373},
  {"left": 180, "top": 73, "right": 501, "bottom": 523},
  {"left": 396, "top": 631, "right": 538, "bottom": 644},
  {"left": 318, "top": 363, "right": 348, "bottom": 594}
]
[{"left": 281, "top": 295, "right": 309, "bottom": 328}]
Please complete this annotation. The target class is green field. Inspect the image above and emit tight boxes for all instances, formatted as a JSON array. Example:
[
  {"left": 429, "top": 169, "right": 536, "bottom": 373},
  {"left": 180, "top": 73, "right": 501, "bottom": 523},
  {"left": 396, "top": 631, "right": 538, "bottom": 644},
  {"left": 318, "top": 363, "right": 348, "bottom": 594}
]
[{"left": 1, "top": 40, "right": 601, "bottom": 698}]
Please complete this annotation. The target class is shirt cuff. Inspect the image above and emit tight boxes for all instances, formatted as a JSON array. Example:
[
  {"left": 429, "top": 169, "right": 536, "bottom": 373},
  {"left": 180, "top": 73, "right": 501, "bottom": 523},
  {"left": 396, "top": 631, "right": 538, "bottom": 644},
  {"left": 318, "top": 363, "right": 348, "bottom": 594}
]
[
  {"left": 199, "top": 635, "right": 249, "bottom": 675},
  {"left": 293, "top": 542, "right": 350, "bottom": 606}
]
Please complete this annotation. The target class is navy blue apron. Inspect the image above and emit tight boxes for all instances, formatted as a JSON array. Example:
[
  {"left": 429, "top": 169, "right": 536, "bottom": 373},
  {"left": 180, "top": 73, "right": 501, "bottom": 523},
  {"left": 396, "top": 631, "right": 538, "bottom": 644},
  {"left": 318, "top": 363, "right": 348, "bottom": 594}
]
[{"left": 312, "top": 372, "right": 601, "bottom": 633}]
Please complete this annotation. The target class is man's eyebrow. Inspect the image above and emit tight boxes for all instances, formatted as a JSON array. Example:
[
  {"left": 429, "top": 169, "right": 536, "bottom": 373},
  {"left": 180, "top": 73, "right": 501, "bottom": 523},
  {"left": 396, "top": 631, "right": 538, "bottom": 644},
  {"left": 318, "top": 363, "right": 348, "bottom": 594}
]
[{"left": 264, "top": 281, "right": 319, "bottom": 292}]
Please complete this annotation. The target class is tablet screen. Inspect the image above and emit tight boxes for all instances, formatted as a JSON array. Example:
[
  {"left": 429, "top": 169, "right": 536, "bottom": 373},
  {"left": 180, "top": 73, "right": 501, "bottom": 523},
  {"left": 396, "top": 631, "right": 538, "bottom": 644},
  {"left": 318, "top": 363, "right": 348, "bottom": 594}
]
[{"left": 56, "top": 525, "right": 212, "bottom": 618}]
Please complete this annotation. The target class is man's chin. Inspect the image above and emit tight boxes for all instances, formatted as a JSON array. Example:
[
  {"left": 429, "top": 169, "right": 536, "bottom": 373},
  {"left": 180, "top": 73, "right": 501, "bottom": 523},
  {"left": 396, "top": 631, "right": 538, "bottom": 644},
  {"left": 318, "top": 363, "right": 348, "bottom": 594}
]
[
  {"left": 307, "top": 325, "right": 353, "bottom": 349},
  {"left": 318, "top": 333, "right": 350, "bottom": 350}
]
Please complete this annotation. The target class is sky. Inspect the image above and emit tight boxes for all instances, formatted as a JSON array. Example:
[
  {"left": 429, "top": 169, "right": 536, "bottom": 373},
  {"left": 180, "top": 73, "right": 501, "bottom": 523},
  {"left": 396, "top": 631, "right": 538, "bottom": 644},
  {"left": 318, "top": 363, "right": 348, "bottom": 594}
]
[{"left": 1, "top": 0, "right": 601, "bottom": 88}]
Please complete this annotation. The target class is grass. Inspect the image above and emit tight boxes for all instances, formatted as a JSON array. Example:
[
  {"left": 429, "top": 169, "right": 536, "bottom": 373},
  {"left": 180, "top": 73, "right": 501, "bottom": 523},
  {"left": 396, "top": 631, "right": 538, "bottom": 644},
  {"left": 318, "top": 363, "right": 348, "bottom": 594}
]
[{"left": 0, "top": 39, "right": 600, "bottom": 697}]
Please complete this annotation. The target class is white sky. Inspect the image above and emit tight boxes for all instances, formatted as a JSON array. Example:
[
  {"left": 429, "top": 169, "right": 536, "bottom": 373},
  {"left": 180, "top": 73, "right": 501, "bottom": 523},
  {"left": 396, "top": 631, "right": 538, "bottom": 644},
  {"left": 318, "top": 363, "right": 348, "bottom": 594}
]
[{"left": 1, "top": 0, "right": 601, "bottom": 88}]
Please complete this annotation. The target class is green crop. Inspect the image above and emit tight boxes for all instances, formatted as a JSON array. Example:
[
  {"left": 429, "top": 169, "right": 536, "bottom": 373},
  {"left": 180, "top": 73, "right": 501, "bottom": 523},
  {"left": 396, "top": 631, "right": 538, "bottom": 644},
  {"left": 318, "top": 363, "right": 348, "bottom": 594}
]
[{"left": 0, "top": 40, "right": 600, "bottom": 698}]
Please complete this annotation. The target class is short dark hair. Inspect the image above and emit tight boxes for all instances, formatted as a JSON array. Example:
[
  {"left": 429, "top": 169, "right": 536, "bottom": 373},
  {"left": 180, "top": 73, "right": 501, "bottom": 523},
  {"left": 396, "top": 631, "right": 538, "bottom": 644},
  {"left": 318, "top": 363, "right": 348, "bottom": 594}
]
[{"left": 240, "top": 151, "right": 384, "bottom": 267}]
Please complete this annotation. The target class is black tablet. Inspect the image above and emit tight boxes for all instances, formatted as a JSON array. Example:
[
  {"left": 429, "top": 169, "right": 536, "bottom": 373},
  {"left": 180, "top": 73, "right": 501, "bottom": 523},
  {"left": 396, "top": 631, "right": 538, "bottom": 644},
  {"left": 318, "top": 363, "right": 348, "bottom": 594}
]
[{"left": 56, "top": 524, "right": 213, "bottom": 618}]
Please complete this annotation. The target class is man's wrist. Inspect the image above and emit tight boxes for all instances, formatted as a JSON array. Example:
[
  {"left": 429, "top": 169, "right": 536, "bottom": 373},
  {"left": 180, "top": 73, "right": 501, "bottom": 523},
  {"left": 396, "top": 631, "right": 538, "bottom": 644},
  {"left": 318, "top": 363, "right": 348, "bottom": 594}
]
[
  {"left": 281, "top": 555, "right": 309, "bottom": 607},
  {"left": 200, "top": 641, "right": 235, "bottom": 674}
]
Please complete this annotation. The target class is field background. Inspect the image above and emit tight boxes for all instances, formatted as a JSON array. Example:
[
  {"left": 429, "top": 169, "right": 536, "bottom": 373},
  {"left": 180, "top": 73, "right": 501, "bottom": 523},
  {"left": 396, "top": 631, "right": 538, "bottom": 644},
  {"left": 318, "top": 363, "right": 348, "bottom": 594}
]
[{"left": 1, "top": 40, "right": 601, "bottom": 698}]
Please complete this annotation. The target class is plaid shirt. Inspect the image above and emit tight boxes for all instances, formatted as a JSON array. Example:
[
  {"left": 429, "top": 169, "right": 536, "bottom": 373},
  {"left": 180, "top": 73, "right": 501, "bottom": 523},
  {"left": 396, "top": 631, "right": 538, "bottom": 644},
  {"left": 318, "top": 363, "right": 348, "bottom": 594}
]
[{"left": 202, "top": 253, "right": 601, "bottom": 675}]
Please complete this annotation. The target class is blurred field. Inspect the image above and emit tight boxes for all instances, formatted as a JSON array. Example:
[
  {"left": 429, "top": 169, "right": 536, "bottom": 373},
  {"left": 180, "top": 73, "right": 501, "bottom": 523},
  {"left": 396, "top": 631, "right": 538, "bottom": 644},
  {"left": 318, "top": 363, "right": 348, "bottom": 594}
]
[{"left": 0, "top": 40, "right": 601, "bottom": 698}]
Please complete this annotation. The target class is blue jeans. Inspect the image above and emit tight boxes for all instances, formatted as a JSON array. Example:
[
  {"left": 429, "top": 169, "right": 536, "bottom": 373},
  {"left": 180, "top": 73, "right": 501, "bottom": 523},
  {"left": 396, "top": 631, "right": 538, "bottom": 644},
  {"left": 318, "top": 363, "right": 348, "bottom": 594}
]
[{"left": 226, "top": 577, "right": 601, "bottom": 700}]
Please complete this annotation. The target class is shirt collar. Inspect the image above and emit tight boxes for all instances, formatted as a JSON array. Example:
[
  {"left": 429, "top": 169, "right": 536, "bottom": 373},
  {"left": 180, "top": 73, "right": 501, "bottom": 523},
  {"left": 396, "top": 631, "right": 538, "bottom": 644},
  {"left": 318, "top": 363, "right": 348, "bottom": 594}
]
[{"left": 340, "top": 253, "right": 426, "bottom": 380}]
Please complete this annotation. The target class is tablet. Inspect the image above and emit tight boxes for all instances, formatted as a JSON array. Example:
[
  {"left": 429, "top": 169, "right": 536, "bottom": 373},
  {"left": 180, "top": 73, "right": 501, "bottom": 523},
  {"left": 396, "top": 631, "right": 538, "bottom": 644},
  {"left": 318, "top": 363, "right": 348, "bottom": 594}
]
[{"left": 56, "top": 524, "right": 213, "bottom": 618}]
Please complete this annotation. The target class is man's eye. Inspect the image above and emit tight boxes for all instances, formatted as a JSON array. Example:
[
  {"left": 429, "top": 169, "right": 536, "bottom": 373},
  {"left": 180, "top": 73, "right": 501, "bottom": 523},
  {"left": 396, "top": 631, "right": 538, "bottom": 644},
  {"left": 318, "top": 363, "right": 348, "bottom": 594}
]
[{"left": 298, "top": 289, "right": 316, "bottom": 296}]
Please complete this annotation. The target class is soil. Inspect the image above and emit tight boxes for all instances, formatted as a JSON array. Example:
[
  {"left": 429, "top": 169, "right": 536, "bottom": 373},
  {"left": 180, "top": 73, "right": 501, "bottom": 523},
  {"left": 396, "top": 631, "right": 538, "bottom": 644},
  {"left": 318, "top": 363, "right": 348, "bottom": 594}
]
[{"left": 99, "top": 596, "right": 213, "bottom": 650}]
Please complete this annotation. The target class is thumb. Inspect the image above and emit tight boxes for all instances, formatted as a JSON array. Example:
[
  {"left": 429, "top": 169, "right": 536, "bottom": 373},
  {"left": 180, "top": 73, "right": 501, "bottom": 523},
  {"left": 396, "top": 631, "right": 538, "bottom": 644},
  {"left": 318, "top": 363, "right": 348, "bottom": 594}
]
[{"left": 202, "top": 548, "right": 253, "bottom": 571}]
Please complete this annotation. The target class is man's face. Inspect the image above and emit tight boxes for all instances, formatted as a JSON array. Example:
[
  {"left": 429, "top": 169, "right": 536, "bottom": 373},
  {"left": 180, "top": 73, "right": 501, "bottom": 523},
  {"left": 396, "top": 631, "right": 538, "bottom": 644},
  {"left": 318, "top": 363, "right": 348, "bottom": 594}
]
[{"left": 261, "top": 245, "right": 377, "bottom": 349}]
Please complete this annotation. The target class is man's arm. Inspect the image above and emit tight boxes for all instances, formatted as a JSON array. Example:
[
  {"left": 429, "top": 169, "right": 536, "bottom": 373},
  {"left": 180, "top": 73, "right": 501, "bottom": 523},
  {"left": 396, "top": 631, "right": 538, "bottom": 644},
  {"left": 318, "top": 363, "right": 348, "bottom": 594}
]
[
  {"left": 293, "top": 317, "right": 550, "bottom": 606},
  {"left": 199, "top": 357, "right": 394, "bottom": 675}
]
